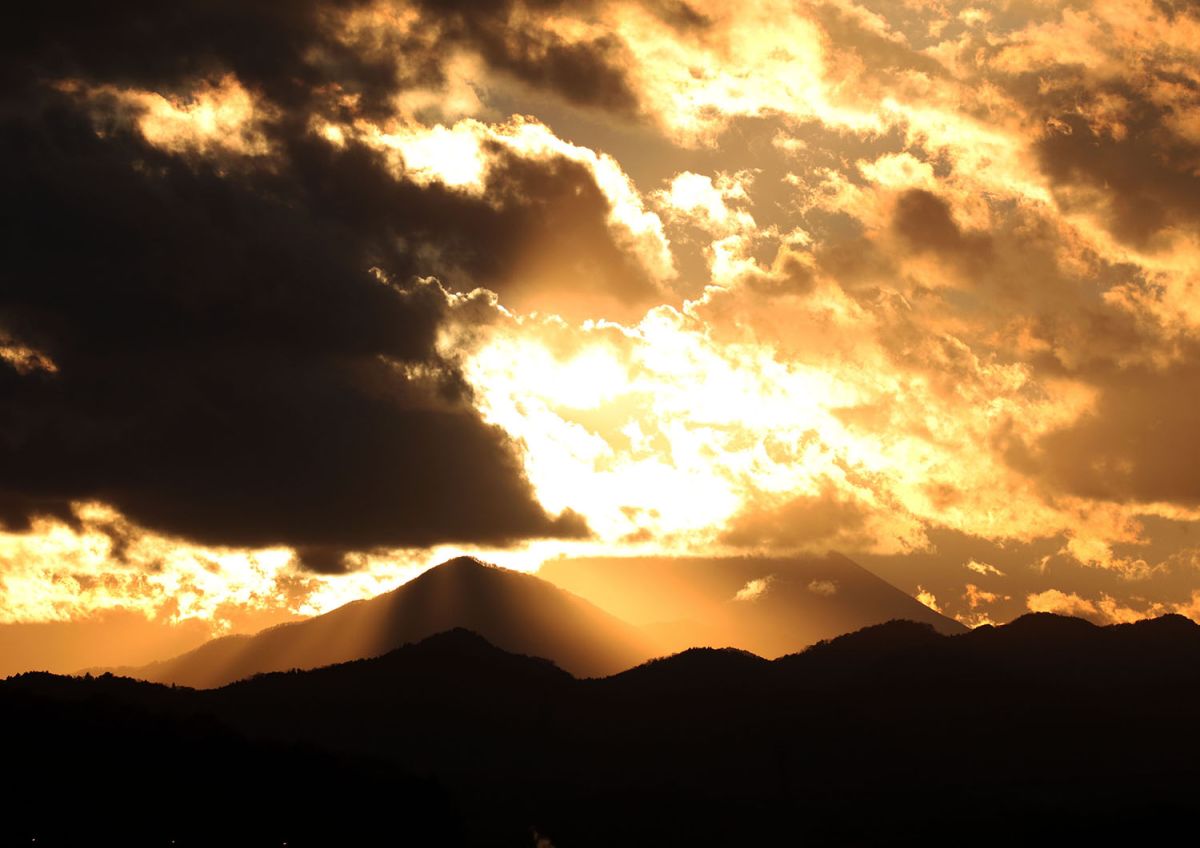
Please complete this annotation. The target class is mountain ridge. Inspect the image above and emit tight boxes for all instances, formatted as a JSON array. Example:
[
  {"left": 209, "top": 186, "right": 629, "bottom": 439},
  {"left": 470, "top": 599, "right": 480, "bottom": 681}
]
[
  {"left": 8, "top": 612, "right": 1200, "bottom": 846},
  {"left": 103, "top": 556, "right": 657, "bottom": 687},
  {"left": 58, "top": 609, "right": 1200, "bottom": 691}
]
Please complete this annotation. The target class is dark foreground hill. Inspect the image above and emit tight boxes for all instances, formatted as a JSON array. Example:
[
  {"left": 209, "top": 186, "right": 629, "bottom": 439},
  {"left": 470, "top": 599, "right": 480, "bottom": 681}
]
[
  {"left": 115, "top": 556, "right": 656, "bottom": 686},
  {"left": 8, "top": 613, "right": 1200, "bottom": 846}
]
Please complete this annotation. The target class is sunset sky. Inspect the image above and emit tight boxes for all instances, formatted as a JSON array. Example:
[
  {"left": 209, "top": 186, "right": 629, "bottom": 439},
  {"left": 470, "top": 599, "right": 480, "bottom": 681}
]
[{"left": 4, "top": 0, "right": 1200, "bottom": 662}]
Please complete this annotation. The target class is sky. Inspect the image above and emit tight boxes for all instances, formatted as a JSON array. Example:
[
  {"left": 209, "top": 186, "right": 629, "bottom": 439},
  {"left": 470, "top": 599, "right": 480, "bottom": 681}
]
[{"left": 3, "top": 0, "right": 1200, "bottom": 655}]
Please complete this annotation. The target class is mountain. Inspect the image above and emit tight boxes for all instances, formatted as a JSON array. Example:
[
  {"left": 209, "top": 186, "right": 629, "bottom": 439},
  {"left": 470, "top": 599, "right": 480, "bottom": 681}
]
[
  {"left": 119, "top": 556, "right": 656, "bottom": 687},
  {"left": 9, "top": 614, "right": 1200, "bottom": 847},
  {"left": 110, "top": 552, "right": 968, "bottom": 687},
  {"left": 537, "top": 552, "right": 967, "bottom": 656}
]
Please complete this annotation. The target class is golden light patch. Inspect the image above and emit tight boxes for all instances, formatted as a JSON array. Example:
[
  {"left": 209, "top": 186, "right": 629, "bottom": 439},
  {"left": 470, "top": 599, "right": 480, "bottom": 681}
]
[
  {"left": 915, "top": 585, "right": 942, "bottom": 613},
  {"left": 0, "top": 340, "right": 57, "bottom": 375},
  {"left": 59, "top": 75, "right": 277, "bottom": 158},
  {"left": 444, "top": 277, "right": 1124, "bottom": 564},
  {"left": 607, "top": 0, "right": 878, "bottom": 144}
]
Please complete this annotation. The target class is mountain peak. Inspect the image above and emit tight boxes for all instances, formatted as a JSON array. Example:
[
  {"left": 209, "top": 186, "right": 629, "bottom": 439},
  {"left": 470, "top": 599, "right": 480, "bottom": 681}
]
[
  {"left": 414, "top": 625, "right": 494, "bottom": 646},
  {"left": 794, "top": 618, "right": 943, "bottom": 660},
  {"left": 118, "top": 554, "right": 656, "bottom": 686},
  {"left": 1000, "top": 612, "right": 1100, "bottom": 636},
  {"left": 408, "top": 627, "right": 515, "bottom": 657},
  {"left": 412, "top": 556, "right": 515, "bottom": 584},
  {"left": 435, "top": 555, "right": 494, "bottom": 571},
  {"left": 1122, "top": 612, "right": 1199, "bottom": 633}
]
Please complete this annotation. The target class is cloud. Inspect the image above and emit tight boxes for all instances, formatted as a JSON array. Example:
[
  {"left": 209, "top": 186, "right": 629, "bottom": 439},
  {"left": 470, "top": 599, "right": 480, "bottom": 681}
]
[
  {"left": 1173, "top": 590, "right": 1200, "bottom": 622},
  {"left": 411, "top": 0, "right": 642, "bottom": 114},
  {"left": 1026, "top": 587, "right": 1169, "bottom": 624},
  {"left": 58, "top": 75, "right": 278, "bottom": 158},
  {"left": 733, "top": 575, "right": 773, "bottom": 602},
  {"left": 1020, "top": 358, "right": 1200, "bottom": 505},
  {"left": 720, "top": 487, "right": 878, "bottom": 552},
  {"left": 891, "top": 189, "right": 993, "bottom": 263},
  {"left": 964, "top": 583, "right": 1002, "bottom": 610},
  {"left": 915, "top": 585, "right": 942, "bottom": 613},
  {"left": 1027, "top": 589, "right": 1098, "bottom": 618},
  {"left": 6, "top": 0, "right": 645, "bottom": 125},
  {"left": 965, "top": 560, "right": 1005, "bottom": 577},
  {"left": 954, "top": 611, "right": 1001, "bottom": 629},
  {"left": 0, "top": 30, "right": 599, "bottom": 557},
  {"left": 6, "top": 0, "right": 403, "bottom": 117},
  {"left": 353, "top": 115, "right": 675, "bottom": 317},
  {"left": 807, "top": 578, "right": 838, "bottom": 597}
]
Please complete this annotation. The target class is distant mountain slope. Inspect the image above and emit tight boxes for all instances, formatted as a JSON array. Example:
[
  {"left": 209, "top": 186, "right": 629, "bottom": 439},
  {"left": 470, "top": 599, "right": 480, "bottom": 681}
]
[
  {"left": 9, "top": 613, "right": 1200, "bottom": 847},
  {"left": 120, "top": 557, "right": 656, "bottom": 687},
  {"left": 538, "top": 553, "right": 967, "bottom": 656},
  {"left": 0, "top": 611, "right": 222, "bottom": 678}
]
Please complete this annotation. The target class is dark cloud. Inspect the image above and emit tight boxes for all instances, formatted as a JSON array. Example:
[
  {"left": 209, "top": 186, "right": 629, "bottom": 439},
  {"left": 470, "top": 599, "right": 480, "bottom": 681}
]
[
  {"left": 649, "top": 0, "right": 712, "bottom": 30},
  {"left": 294, "top": 547, "right": 355, "bottom": 575},
  {"left": 721, "top": 486, "right": 871, "bottom": 550},
  {"left": 3, "top": 0, "right": 641, "bottom": 121},
  {"left": 0, "top": 9, "right": 611, "bottom": 558},
  {"left": 891, "top": 189, "right": 993, "bottom": 265},
  {"left": 1035, "top": 90, "right": 1200, "bottom": 249},
  {"left": 2, "top": 0, "right": 401, "bottom": 117},
  {"left": 416, "top": 0, "right": 641, "bottom": 114},
  {"left": 814, "top": 232, "right": 896, "bottom": 293},
  {"left": 892, "top": 189, "right": 964, "bottom": 252},
  {"left": 1013, "top": 357, "right": 1200, "bottom": 505},
  {"left": 741, "top": 251, "right": 817, "bottom": 297},
  {"left": 1150, "top": 0, "right": 1200, "bottom": 22},
  {"left": 866, "top": 187, "right": 1161, "bottom": 382},
  {"left": 812, "top": 3, "right": 947, "bottom": 79}
]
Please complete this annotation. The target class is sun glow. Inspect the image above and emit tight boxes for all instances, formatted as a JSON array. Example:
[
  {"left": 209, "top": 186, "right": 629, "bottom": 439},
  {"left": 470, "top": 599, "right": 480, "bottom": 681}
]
[
  {"left": 448, "top": 285, "right": 1122, "bottom": 562},
  {"left": 458, "top": 308, "right": 858, "bottom": 545}
]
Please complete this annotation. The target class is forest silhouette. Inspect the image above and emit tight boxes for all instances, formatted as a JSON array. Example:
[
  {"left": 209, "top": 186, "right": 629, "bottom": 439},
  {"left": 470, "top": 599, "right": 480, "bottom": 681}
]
[{"left": 6, "top": 611, "right": 1200, "bottom": 846}]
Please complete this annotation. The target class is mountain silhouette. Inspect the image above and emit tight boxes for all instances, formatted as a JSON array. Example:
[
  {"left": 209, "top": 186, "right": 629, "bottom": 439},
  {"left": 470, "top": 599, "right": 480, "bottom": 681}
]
[
  {"left": 93, "top": 554, "right": 970, "bottom": 687},
  {"left": 116, "top": 556, "right": 656, "bottom": 687},
  {"left": 539, "top": 552, "right": 967, "bottom": 656},
  {"left": 13, "top": 612, "right": 1200, "bottom": 846}
]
